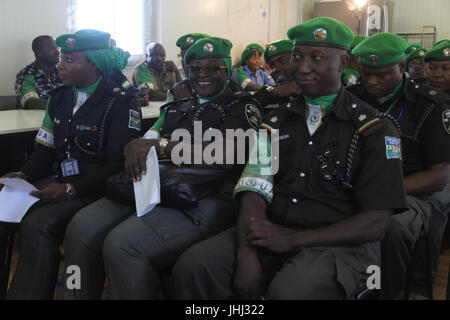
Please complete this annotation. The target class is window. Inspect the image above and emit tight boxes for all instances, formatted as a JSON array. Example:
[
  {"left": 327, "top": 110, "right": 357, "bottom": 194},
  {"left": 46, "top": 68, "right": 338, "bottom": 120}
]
[{"left": 68, "top": 0, "right": 151, "bottom": 58}]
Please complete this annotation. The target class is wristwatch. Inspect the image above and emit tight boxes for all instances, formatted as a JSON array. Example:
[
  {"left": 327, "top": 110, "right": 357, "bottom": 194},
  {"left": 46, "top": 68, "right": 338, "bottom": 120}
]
[
  {"left": 158, "top": 138, "right": 169, "bottom": 157},
  {"left": 65, "top": 183, "right": 75, "bottom": 200}
]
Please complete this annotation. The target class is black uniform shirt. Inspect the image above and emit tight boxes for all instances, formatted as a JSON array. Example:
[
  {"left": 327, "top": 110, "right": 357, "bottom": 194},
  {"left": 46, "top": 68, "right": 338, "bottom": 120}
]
[
  {"left": 260, "top": 88, "right": 407, "bottom": 229},
  {"left": 349, "top": 79, "right": 450, "bottom": 177},
  {"left": 21, "top": 77, "right": 142, "bottom": 196},
  {"left": 160, "top": 86, "right": 262, "bottom": 139}
]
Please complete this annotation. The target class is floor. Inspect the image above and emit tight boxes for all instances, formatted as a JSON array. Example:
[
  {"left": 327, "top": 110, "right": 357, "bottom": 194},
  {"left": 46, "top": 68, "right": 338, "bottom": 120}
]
[{"left": 6, "top": 237, "right": 450, "bottom": 300}]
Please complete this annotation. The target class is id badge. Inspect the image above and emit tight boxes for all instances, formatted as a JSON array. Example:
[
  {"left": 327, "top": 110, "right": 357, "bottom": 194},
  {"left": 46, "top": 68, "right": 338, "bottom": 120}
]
[{"left": 61, "top": 158, "right": 80, "bottom": 177}]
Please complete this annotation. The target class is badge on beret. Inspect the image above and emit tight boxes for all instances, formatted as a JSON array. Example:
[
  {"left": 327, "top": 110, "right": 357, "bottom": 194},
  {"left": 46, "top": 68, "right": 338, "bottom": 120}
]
[
  {"left": 410, "top": 46, "right": 417, "bottom": 52},
  {"left": 429, "top": 90, "right": 438, "bottom": 96},
  {"left": 369, "top": 54, "right": 379, "bottom": 65},
  {"left": 313, "top": 28, "right": 327, "bottom": 42},
  {"left": 66, "top": 37, "right": 76, "bottom": 49},
  {"left": 419, "top": 50, "right": 425, "bottom": 57},
  {"left": 444, "top": 48, "right": 450, "bottom": 56},
  {"left": 186, "top": 37, "right": 194, "bottom": 45},
  {"left": 203, "top": 43, "right": 214, "bottom": 53},
  {"left": 442, "top": 109, "right": 450, "bottom": 135},
  {"left": 268, "top": 45, "right": 277, "bottom": 53}
]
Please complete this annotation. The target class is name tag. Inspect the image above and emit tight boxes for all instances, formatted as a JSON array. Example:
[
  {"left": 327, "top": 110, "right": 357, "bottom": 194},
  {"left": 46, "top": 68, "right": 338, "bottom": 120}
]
[{"left": 61, "top": 158, "right": 80, "bottom": 177}]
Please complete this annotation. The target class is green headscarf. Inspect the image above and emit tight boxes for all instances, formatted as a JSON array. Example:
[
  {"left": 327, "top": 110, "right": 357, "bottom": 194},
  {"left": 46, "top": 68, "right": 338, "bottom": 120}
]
[{"left": 84, "top": 46, "right": 130, "bottom": 74}]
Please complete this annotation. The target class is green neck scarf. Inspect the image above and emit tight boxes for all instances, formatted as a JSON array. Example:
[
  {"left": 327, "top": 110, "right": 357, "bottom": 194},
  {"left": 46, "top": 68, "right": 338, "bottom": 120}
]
[{"left": 304, "top": 94, "right": 338, "bottom": 113}]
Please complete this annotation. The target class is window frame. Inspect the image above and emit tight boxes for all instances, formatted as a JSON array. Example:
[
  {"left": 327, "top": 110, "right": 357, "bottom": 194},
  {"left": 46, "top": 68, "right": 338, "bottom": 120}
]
[{"left": 67, "top": 0, "right": 151, "bottom": 66}]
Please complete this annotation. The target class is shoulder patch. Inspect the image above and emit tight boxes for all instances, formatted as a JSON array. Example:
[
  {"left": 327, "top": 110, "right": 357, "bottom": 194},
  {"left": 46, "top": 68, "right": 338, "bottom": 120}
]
[
  {"left": 385, "top": 136, "right": 402, "bottom": 160},
  {"left": 245, "top": 104, "right": 262, "bottom": 129},
  {"left": 442, "top": 109, "right": 450, "bottom": 135},
  {"left": 128, "top": 109, "right": 141, "bottom": 131}
]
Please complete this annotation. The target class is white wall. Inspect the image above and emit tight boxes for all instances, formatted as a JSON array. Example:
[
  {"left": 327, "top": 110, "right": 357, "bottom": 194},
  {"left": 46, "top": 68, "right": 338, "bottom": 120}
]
[
  {"left": 0, "top": 0, "right": 69, "bottom": 95},
  {"left": 391, "top": 0, "right": 450, "bottom": 42},
  {"left": 155, "top": 0, "right": 302, "bottom": 66}
]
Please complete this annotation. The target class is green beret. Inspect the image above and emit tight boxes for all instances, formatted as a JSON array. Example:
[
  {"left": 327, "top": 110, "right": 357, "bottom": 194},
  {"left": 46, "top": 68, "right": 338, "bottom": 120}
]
[
  {"left": 351, "top": 35, "right": 367, "bottom": 50},
  {"left": 405, "top": 43, "right": 421, "bottom": 55},
  {"left": 406, "top": 46, "right": 427, "bottom": 63},
  {"left": 184, "top": 36, "right": 232, "bottom": 65},
  {"left": 240, "top": 43, "right": 264, "bottom": 65},
  {"left": 263, "top": 40, "right": 293, "bottom": 63},
  {"left": 176, "top": 33, "right": 210, "bottom": 50},
  {"left": 287, "top": 17, "right": 354, "bottom": 50},
  {"left": 424, "top": 40, "right": 450, "bottom": 62},
  {"left": 352, "top": 32, "right": 408, "bottom": 67},
  {"left": 56, "top": 29, "right": 111, "bottom": 52}
]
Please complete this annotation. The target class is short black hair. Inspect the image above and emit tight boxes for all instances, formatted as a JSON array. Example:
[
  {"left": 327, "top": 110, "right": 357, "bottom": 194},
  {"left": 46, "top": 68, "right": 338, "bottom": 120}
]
[{"left": 32, "top": 35, "right": 53, "bottom": 53}]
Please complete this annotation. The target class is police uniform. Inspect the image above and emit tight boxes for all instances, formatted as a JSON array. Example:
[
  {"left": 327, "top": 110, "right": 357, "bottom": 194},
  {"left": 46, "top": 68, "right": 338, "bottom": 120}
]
[
  {"left": 0, "top": 29, "right": 141, "bottom": 300},
  {"left": 232, "top": 43, "right": 275, "bottom": 90},
  {"left": 172, "top": 18, "right": 407, "bottom": 300},
  {"left": 351, "top": 32, "right": 450, "bottom": 298},
  {"left": 14, "top": 61, "right": 63, "bottom": 108},
  {"left": 63, "top": 36, "right": 263, "bottom": 299}
]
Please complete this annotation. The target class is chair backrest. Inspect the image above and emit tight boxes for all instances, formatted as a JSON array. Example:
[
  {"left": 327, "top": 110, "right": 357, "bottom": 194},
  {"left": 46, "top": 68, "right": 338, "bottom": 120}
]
[{"left": 0, "top": 96, "right": 18, "bottom": 110}]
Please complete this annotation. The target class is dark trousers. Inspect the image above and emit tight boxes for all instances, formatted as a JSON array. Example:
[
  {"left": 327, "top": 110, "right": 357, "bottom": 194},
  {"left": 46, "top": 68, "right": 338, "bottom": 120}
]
[
  {"left": 102, "top": 194, "right": 237, "bottom": 299},
  {"left": 63, "top": 197, "right": 134, "bottom": 300},
  {"left": 0, "top": 176, "right": 99, "bottom": 299},
  {"left": 172, "top": 228, "right": 378, "bottom": 300},
  {"left": 381, "top": 195, "right": 448, "bottom": 299}
]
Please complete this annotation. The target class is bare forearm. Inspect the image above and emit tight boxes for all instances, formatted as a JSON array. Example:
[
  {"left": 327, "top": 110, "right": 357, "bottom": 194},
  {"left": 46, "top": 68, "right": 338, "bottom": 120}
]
[
  {"left": 24, "top": 98, "right": 47, "bottom": 110},
  {"left": 404, "top": 163, "right": 450, "bottom": 194},
  {"left": 290, "top": 210, "right": 393, "bottom": 248},
  {"left": 237, "top": 192, "right": 268, "bottom": 251},
  {"left": 148, "top": 90, "right": 167, "bottom": 101}
]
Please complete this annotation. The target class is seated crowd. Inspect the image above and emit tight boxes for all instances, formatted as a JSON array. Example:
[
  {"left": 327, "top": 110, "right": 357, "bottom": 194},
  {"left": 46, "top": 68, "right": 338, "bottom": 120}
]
[{"left": 0, "top": 16, "right": 449, "bottom": 300}]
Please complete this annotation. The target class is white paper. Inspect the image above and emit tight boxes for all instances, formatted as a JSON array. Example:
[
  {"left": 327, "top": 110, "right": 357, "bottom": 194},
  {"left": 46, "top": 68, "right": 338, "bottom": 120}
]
[
  {"left": 0, "top": 178, "right": 39, "bottom": 223},
  {"left": 134, "top": 146, "right": 161, "bottom": 217}
]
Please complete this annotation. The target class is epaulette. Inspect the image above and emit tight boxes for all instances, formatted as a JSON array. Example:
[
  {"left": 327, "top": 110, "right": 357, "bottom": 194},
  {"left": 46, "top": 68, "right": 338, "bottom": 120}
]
[
  {"left": 226, "top": 91, "right": 262, "bottom": 111},
  {"left": 161, "top": 96, "right": 197, "bottom": 113},
  {"left": 408, "top": 79, "right": 449, "bottom": 107},
  {"left": 260, "top": 103, "right": 294, "bottom": 131}
]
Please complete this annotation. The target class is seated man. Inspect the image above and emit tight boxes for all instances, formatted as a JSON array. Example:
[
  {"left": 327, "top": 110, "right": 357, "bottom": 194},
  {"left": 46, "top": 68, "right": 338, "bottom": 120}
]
[
  {"left": 342, "top": 35, "right": 366, "bottom": 88},
  {"left": 425, "top": 40, "right": 450, "bottom": 95},
  {"left": 0, "top": 29, "right": 141, "bottom": 300},
  {"left": 350, "top": 33, "right": 450, "bottom": 299},
  {"left": 15, "top": 35, "right": 63, "bottom": 109},
  {"left": 252, "top": 39, "right": 300, "bottom": 110},
  {"left": 232, "top": 43, "right": 275, "bottom": 91},
  {"left": 166, "top": 33, "right": 210, "bottom": 102},
  {"left": 172, "top": 18, "right": 407, "bottom": 300},
  {"left": 133, "top": 42, "right": 181, "bottom": 101},
  {"left": 406, "top": 46, "right": 428, "bottom": 85},
  {"left": 62, "top": 36, "right": 263, "bottom": 299}
]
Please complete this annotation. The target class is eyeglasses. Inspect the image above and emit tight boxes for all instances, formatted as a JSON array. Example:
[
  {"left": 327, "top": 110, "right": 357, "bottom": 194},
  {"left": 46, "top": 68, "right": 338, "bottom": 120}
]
[{"left": 189, "top": 64, "right": 227, "bottom": 75}]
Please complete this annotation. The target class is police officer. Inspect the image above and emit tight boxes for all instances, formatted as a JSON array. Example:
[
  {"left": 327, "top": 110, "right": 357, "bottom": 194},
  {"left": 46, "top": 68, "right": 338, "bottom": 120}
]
[
  {"left": 425, "top": 40, "right": 450, "bottom": 95},
  {"left": 252, "top": 39, "right": 300, "bottom": 110},
  {"left": 172, "top": 18, "right": 407, "bottom": 300},
  {"left": 63, "top": 36, "right": 262, "bottom": 299},
  {"left": 342, "top": 35, "right": 366, "bottom": 87},
  {"left": 166, "top": 33, "right": 210, "bottom": 102},
  {"left": 232, "top": 43, "right": 275, "bottom": 91},
  {"left": 350, "top": 33, "right": 450, "bottom": 299},
  {"left": 0, "top": 29, "right": 141, "bottom": 299},
  {"left": 406, "top": 46, "right": 428, "bottom": 84}
]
